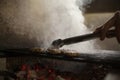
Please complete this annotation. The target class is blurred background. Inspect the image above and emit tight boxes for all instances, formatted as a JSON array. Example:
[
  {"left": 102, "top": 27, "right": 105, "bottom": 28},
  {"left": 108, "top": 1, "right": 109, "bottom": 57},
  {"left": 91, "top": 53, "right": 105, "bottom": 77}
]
[{"left": 84, "top": 0, "right": 120, "bottom": 30}]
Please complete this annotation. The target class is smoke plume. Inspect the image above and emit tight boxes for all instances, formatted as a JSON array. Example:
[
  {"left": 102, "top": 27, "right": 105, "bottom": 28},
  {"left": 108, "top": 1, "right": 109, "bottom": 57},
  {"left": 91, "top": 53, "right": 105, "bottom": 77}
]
[
  {"left": 0, "top": 0, "right": 95, "bottom": 51},
  {"left": 0, "top": 0, "right": 95, "bottom": 73}
]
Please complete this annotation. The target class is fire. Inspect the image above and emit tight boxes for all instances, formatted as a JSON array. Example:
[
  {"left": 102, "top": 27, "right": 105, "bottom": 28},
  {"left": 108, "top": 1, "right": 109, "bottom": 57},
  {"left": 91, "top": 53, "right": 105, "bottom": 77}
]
[{"left": 16, "top": 63, "right": 76, "bottom": 80}]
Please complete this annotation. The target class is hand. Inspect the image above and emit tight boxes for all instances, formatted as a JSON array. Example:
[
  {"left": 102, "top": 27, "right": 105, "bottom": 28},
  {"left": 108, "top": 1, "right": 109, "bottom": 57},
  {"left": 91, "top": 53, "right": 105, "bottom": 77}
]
[
  {"left": 115, "top": 11, "right": 120, "bottom": 43},
  {"left": 94, "top": 11, "right": 120, "bottom": 43}
]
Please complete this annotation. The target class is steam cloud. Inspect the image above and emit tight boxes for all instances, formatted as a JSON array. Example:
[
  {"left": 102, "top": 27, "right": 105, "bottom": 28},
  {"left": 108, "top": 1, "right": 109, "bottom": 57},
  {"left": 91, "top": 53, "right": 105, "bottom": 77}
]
[
  {"left": 0, "top": 0, "right": 95, "bottom": 73},
  {"left": 0, "top": 0, "right": 95, "bottom": 51}
]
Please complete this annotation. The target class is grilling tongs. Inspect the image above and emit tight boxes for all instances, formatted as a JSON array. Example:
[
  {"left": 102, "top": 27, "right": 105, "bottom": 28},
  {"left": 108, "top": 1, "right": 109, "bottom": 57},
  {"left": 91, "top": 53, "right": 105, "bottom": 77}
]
[{"left": 52, "top": 30, "right": 115, "bottom": 48}]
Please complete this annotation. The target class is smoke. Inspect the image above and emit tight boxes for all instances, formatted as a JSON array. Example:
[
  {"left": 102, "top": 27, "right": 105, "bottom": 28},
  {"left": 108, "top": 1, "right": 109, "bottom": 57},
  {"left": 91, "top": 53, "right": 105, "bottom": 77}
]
[
  {"left": 0, "top": 0, "right": 96, "bottom": 73},
  {"left": 76, "top": 0, "right": 93, "bottom": 11},
  {"left": 0, "top": 0, "right": 95, "bottom": 51}
]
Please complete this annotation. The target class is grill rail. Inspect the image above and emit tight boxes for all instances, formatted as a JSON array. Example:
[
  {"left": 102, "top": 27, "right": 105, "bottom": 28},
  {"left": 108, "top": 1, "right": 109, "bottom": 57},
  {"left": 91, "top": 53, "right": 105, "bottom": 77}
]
[{"left": 0, "top": 48, "right": 120, "bottom": 65}]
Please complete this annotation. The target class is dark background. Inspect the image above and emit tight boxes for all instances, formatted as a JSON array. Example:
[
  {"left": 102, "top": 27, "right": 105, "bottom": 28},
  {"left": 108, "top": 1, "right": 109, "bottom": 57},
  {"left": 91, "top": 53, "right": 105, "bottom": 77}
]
[{"left": 85, "top": 0, "right": 120, "bottom": 13}]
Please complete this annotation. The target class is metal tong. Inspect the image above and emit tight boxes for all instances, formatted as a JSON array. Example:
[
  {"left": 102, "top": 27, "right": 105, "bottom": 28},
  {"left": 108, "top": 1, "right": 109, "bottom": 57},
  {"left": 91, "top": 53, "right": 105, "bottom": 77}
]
[{"left": 52, "top": 30, "right": 115, "bottom": 48}]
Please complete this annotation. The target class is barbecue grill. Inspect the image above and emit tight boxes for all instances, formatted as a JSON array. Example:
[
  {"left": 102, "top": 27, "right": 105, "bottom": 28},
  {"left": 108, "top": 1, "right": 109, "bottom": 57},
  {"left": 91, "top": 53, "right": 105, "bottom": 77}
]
[
  {"left": 0, "top": 39, "right": 120, "bottom": 80},
  {"left": 0, "top": 0, "right": 120, "bottom": 79},
  {"left": 0, "top": 29, "right": 119, "bottom": 80}
]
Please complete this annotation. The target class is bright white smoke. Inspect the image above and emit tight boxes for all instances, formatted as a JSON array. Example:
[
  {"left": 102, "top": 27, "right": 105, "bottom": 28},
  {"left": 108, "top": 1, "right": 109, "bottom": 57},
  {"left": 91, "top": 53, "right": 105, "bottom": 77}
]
[
  {"left": 0, "top": 0, "right": 95, "bottom": 73},
  {"left": 0, "top": 0, "right": 95, "bottom": 51}
]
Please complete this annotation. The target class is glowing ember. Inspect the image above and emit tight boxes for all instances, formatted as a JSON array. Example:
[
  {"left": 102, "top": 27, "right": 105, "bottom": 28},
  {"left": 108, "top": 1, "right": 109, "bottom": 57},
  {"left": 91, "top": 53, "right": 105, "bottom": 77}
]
[{"left": 16, "top": 63, "right": 77, "bottom": 80}]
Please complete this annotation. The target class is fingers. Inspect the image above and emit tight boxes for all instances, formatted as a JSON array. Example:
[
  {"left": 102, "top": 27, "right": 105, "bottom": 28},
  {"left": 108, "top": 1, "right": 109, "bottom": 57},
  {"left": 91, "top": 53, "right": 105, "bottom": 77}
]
[
  {"left": 94, "top": 12, "right": 117, "bottom": 41},
  {"left": 115, "top": 26, "right": 120, "bottom": 43},
  {"left": 116, "top": 29, "right": 120, "bottom": 43},
  {"left": 115, "top": 11, "right": 120, "bottom": 43},
  {"left": 100, "top": 25, "right": 108, "bottom": 40},
  {"left": 94, "top": 27, "right": 102, "bottom": 34},
  {"left": 95, "top": 24, "right": 113, "bottom": 40},
  {"left": 94, "top": 26, "right": 105, "bottom": 40}
]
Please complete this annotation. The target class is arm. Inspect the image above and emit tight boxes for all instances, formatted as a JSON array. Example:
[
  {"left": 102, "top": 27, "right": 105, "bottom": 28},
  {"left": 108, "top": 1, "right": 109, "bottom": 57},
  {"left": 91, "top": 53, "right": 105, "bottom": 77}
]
[{"left": 94, "top": 11, "right": 120, "bottom": 43}]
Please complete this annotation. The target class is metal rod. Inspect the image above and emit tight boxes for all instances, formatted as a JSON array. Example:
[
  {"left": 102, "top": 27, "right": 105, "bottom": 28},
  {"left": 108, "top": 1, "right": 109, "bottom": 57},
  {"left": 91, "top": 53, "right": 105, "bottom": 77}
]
[
  {"left": 52, "top": 30, "right": 115, "bottom": 48},
  {"left": 0, "top": 48, "right": 120, "bottom": 65}
]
